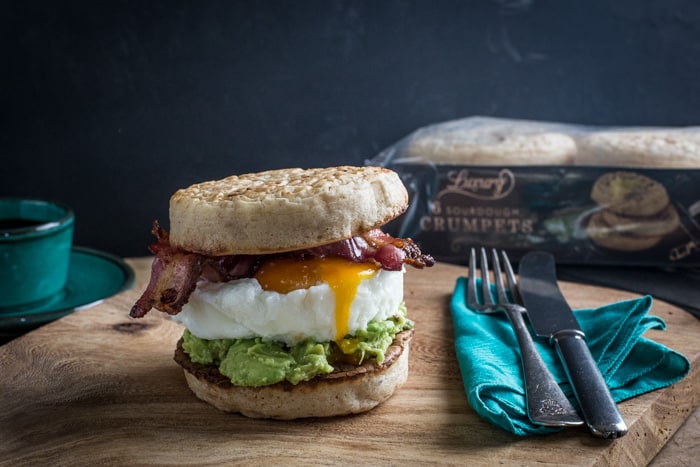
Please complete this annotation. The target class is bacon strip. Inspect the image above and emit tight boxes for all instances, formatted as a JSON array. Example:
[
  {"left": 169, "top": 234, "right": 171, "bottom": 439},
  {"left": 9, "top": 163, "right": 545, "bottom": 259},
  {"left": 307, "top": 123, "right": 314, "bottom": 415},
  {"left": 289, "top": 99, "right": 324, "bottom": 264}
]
[
  {"left": 130, "top": 221, "right": 434, "bottom": 319},
  {"left": 130, "top": 222, "right": 203, "bottom": 318},
  {"left": 130, "top": 250, "right": 203, "bottom": 318}
]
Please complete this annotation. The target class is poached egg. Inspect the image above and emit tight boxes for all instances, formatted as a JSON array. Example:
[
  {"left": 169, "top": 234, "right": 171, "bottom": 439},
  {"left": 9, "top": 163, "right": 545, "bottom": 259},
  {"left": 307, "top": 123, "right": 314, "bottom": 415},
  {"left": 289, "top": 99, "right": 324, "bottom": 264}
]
[{"left": 171, "top": 257, "right": 405, "bottom": 345}]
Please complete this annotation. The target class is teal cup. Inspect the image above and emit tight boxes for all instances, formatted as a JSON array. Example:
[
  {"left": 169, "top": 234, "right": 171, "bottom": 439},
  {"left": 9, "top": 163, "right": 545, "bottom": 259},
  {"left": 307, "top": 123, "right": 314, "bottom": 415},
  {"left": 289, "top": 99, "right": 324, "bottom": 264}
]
[{"left": 0, "top": 198, "right": 75, "bottom": 311}]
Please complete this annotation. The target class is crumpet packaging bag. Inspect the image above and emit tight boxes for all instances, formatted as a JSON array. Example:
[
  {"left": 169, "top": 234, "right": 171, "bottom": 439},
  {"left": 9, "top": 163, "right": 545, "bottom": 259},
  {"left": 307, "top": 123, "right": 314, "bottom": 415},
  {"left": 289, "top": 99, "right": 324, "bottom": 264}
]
[{"left": 368, "top": 116, "right": 700, "bottom": 266}]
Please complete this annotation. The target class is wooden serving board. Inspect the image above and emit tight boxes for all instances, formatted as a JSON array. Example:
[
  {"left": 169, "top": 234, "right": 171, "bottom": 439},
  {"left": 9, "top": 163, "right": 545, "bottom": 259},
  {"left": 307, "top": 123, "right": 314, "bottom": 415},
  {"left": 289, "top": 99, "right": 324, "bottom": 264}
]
[{"left": 1, "top": 258, "right": 699, "bottom": 466}]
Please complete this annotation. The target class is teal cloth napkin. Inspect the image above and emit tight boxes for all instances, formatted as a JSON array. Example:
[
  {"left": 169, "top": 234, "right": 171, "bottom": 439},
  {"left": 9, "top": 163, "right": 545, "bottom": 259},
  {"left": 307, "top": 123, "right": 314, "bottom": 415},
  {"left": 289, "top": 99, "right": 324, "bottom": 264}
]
[{"left": 451, "top": 277, "right": 691, "bottom": 436}]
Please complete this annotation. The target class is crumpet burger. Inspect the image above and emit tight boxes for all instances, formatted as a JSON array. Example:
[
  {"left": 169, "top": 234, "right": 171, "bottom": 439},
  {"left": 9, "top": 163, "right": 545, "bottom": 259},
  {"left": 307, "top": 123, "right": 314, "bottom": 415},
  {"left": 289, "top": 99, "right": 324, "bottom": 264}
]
[{"left": 130, "top": 166, "right": 434, "bottom": 419}]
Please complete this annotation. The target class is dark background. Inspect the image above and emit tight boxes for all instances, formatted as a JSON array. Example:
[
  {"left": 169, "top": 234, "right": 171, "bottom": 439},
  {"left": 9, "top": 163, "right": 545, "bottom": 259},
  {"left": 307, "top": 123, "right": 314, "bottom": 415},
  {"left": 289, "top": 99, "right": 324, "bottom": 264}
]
[{"left": 4, "top": 0, "right": 700, "bottom": 258}]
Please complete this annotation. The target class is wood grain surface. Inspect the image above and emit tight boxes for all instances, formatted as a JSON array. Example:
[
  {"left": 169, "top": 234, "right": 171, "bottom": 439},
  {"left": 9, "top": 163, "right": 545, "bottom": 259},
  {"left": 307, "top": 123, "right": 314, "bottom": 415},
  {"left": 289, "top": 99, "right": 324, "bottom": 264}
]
[{"left": 1, "top": 258, "right": 699, "bottom": 466}]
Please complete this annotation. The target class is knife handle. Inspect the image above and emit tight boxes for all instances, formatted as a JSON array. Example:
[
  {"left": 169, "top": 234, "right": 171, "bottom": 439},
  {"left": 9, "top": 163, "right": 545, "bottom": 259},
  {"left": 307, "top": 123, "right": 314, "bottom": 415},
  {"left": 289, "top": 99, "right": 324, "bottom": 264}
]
[{"left": 553, "top": 330, "right": 628, "bottom": 439}]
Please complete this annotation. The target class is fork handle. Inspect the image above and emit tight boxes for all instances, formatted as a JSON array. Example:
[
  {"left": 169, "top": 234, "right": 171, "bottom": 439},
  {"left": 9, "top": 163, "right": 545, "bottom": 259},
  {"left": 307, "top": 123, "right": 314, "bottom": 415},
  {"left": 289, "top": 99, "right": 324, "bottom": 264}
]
[{"left": 503, "top": 306, "right": 583, "bottom": 426}]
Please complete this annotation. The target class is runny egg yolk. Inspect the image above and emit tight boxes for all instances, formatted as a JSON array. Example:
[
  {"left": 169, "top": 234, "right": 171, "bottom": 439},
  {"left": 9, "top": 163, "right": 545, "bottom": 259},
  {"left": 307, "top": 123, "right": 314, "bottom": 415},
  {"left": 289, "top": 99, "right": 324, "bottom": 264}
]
[{"left": 253, "top": 257, "right": 379, "bottom": 342}]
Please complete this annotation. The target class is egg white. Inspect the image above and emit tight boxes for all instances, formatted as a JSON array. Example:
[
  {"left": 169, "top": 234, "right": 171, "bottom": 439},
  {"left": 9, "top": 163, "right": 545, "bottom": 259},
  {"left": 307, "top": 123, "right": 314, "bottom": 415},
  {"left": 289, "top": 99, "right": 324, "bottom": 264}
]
[{"left": 171, "top": 268, "right": 405, "bottom": 345}]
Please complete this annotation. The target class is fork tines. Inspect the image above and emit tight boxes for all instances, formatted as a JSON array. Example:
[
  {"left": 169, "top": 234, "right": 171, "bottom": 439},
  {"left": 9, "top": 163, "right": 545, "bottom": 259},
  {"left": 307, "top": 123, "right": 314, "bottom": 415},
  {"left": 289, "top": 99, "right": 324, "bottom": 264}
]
[{"left": 468, "top": 247, "right": 520, "bottom": 307}]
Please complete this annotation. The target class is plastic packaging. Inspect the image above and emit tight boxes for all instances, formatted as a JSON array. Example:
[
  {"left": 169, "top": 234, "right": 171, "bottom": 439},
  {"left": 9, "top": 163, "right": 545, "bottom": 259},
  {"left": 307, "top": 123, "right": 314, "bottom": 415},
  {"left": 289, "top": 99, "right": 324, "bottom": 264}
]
[{"left": 368, "top": 116, "right": 700, "bottom": 266}]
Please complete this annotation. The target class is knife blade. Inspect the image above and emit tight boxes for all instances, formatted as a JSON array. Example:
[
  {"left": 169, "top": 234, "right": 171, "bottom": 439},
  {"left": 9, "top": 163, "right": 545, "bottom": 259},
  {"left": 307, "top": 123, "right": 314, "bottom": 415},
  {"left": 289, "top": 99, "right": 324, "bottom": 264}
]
[{"left": 518, "top": 251, "right": 627, "bottom": 439}]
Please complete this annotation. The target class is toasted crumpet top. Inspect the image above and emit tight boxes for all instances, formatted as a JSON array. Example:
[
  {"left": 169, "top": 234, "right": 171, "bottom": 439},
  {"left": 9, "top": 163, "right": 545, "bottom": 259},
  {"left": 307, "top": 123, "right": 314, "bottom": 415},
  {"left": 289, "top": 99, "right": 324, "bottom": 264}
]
[{"left": 168, "top": 166, "right": 409, "bottom": 255}]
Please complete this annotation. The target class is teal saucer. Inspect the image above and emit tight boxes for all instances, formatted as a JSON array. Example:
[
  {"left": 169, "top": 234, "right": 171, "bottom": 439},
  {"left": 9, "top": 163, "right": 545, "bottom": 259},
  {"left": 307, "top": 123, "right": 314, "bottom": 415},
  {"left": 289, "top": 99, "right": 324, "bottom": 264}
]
[{"left": 0, "top": 246, "right": 134, "bottom": 340}]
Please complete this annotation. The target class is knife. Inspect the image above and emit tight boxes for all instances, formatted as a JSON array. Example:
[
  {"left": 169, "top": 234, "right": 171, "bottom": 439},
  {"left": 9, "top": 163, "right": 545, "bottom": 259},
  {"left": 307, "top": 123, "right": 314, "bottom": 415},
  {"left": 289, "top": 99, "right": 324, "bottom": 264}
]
[{"left": 517, "top": 251, "right": 628, "bottom": 439}]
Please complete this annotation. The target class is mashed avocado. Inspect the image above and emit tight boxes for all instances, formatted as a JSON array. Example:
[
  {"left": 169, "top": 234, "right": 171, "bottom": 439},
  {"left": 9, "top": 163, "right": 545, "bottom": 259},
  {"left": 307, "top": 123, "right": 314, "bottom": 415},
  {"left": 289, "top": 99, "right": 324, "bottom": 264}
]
[{"left": 182, "top": 304, "right": 413, "bottom": 387}]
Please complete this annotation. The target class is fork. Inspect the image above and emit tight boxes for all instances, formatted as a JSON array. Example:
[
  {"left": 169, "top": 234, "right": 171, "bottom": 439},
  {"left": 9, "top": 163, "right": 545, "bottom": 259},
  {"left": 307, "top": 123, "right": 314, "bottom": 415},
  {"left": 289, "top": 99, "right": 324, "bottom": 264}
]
[{"left": 468, "top": 247, "right": 583, "bottom": 427}]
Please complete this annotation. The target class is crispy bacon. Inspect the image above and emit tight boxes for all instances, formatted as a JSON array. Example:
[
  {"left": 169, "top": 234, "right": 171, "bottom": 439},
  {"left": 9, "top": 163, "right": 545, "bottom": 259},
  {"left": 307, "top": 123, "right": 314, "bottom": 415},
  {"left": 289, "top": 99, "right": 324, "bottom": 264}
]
[
  {"left": 129, "top": 249, "right": 203, "bottom": 318},
  {"left": 130, "top": 222, "right": 203, "bottom": 318},
  {"left": 360, "top": 229, "right": 435, "bottom": 270},
  {"left": 129, "top": 221, "right": 434, "bottom": 319},
  {"left": 304, "top": 230, "right": 434, "bottom": 270}
]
